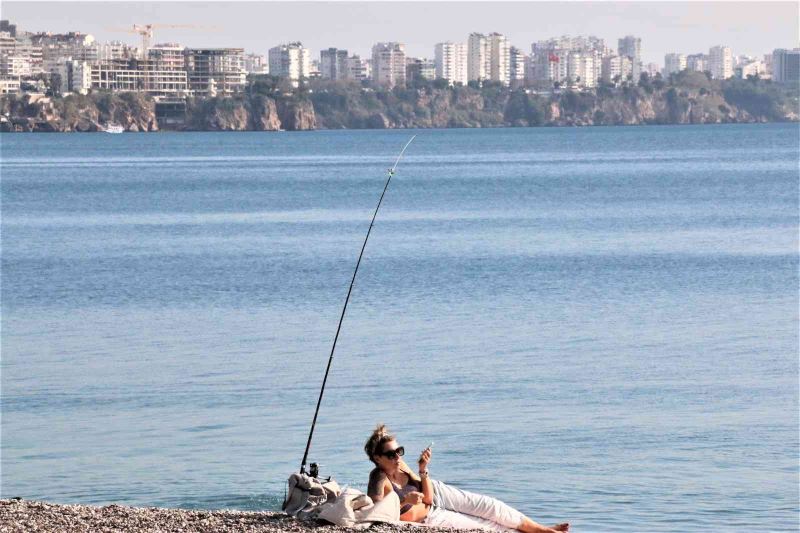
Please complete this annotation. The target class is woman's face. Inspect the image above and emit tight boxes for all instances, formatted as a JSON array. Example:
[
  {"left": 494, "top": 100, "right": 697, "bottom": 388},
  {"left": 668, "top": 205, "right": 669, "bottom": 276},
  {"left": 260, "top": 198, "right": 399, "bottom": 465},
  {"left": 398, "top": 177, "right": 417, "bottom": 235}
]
[{"left": 374, "top": 439, "right": 404, "bottom": 472}]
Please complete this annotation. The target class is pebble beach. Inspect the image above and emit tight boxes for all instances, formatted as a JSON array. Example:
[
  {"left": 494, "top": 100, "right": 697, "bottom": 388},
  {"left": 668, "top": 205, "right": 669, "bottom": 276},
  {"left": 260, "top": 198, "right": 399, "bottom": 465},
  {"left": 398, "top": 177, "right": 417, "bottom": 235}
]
[{"left": 0, "top": 499, "right": 483, "bottom": 533}]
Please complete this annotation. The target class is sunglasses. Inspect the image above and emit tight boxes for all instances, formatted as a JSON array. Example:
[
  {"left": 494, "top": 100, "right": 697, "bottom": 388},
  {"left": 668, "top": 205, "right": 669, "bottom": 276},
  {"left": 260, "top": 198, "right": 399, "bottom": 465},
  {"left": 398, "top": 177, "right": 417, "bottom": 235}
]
[{"left": 379, "top": 446, "right": 405, "bottom": 459}]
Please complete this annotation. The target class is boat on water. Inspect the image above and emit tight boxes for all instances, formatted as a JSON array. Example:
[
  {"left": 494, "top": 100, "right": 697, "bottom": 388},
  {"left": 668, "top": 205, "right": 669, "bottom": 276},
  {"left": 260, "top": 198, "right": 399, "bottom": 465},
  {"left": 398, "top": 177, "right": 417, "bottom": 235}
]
[{"left": 104, "top": 123, "right": 124, "bottom": 133}]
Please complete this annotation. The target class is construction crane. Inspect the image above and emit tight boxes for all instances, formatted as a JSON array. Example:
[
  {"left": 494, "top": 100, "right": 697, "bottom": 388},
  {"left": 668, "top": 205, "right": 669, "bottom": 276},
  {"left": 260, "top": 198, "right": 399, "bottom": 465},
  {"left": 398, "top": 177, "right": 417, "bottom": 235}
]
[{"left": 108, "top": 24, "right": 199, "bottom": 59}]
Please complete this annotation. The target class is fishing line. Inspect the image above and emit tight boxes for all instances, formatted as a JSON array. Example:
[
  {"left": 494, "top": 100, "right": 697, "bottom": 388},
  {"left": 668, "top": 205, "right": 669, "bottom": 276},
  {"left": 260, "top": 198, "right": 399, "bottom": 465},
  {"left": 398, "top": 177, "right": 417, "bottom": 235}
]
[{"left": 299, "top": 135, "right": 417, "bottom": 475}]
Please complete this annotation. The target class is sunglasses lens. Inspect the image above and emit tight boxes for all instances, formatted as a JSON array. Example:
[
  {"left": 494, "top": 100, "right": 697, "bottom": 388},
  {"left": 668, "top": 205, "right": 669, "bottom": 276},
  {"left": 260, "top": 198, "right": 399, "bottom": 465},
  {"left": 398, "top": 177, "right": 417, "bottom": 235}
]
[{"left": 383, "top": 446, "right": 405, "bottom": 458}]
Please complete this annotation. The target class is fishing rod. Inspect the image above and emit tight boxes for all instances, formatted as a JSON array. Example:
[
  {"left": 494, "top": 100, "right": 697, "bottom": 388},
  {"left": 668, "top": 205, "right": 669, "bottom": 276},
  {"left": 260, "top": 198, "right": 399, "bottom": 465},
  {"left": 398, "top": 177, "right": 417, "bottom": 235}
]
[{"left": 299, "top": 135, "right": 417, "bottom": 475}]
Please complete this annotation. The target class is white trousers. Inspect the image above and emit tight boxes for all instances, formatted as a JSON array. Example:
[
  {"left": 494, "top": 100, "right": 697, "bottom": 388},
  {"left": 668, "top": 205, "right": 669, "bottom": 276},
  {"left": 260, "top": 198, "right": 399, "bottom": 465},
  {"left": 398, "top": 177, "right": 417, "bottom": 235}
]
[{"left": 423, "top": 479, "right": 525, "bottom": 533}]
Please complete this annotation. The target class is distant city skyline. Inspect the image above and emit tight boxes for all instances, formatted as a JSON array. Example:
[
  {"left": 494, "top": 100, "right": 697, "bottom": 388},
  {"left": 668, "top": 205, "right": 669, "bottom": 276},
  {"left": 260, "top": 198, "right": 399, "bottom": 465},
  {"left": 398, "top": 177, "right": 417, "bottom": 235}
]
[{"left": 4, "top": 1, "right": 798, "bottom": 64}]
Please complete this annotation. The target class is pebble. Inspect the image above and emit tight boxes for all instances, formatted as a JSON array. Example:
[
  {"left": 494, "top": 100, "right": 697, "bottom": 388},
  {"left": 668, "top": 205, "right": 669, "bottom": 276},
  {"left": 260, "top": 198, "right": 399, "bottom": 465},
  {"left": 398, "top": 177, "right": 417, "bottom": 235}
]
[{"left": 0, "top": 499, "right": 485, "bottom": 533}]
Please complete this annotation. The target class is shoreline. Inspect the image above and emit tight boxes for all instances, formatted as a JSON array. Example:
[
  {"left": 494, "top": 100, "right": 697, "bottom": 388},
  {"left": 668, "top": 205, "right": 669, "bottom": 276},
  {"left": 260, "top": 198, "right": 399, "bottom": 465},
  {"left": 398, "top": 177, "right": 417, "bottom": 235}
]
[
  {"left": 1, "top": 120, "right": 797, "bottom": 134},
  {"left": 0, "top": 498, "right": 480, "bottom": 533}
]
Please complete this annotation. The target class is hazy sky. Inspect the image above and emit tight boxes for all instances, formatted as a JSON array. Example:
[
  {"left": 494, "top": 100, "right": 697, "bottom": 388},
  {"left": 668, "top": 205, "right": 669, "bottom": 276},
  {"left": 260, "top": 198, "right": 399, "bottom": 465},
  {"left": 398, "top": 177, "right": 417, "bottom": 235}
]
[{"left": 4, "top": 1, "right": 798, "bottom": 64}]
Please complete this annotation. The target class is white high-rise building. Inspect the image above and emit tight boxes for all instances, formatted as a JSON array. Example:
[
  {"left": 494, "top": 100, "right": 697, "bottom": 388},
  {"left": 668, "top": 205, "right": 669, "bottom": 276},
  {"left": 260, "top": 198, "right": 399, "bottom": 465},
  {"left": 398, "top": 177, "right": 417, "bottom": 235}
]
[
  {"left": 371, "top": 42, "right": 405, "bottom": 87},
  {"left": 268, "top": 42, "right": 311, "bottom": 82},
  {"left": 488, "top": 32, "right": 510, "bottom": 85},
  {"left": 708, "top": 45, "right": 733, "bottom": 79},
  {"left": 531, "top": 47, "right": 569, "bottom": 85},
  {"left": 617, "top": 35, "right": 642, "bottom": 82},
  {"left": 434, "top": 41, "right": 467, "bottom": 85},
  {"left": 663, "top": 53, "right": 686, "bottom": 76},
  {"left": 601, "top": 54, "right": 632, "bottom": 83},
  {"left": 564, "top": 51, "right": 596, "bottom": 87},
  {"left": 467, "top": 32, "right": 511, "bottom": 85},
  {"left": 529, "top": 35, "right": 606, "bottom": 87},
  {"left": 581, "top": 54, "right": 597, "bottom": 87},
  {"left": 467, "top": 32, "right": 491, "bottom": 82}
]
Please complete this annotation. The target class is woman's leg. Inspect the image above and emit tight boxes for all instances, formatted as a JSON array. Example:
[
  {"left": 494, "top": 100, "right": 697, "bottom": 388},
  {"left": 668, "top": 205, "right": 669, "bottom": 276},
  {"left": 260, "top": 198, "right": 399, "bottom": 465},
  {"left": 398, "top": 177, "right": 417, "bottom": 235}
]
[
  {"left": 424, "top": 507, "right": 517, "bottom": 532},
  {"left": 430, "top": 480, "right": 568, "bottom": 533}
]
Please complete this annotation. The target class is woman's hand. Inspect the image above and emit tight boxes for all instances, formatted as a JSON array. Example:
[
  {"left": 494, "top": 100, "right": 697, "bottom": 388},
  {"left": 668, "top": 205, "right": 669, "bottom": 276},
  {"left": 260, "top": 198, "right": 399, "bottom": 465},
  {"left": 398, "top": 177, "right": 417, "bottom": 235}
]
[
  {"left": 402, "top": 491, "right": 424, "bottom": 506},
  {"left": 418, "top": 447, "right": 432, "bottom": 470}
]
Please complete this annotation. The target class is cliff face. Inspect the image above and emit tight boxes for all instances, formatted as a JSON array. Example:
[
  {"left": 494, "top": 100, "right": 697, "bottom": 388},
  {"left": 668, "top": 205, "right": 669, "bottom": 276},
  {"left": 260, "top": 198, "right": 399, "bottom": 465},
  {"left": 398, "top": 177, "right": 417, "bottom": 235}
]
[
  {"left": 277, "top": 98, "right": 316, "bottom": 130},
  {"left": 1, "top": 72, "right": 796, "bottom": 132},
  {"left": 185, "top": 95, "right": 310, "bottom": 131},
  {"left": 0, "top": 92, "right": 159, "bottom": 132},
  {"left": 189, "top": 97, "right": 249, "bottom": 131},
  {"left": 249, "top": 95, "right": 281, "bottom": 131}
]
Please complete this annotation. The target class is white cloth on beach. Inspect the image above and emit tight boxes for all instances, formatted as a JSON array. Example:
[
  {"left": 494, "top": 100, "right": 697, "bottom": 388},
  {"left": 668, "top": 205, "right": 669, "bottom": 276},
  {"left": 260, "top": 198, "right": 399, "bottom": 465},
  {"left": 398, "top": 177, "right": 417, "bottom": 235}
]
[
  {"left": 423, "top": 479, "right": 524, "bottom": 533},
  {"left": 283, "top": 472, "right": 404, "bottom": 528},
  {"left": 317, "top": 487, "right": 403, "bottom": 528}
]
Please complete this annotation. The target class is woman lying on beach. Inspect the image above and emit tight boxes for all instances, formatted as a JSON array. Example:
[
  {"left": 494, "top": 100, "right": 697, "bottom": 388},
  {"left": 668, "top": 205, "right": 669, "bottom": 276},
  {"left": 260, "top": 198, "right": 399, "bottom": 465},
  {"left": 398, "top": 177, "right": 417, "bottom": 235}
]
[{"left": 365, "top": 425, "right": 569, "bottom": 533}]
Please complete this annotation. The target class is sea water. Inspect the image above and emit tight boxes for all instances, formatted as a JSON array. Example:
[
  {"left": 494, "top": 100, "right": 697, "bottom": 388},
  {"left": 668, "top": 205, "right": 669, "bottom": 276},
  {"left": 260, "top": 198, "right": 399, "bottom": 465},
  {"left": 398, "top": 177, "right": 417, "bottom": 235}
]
[{"left": 1, "top": 125, "right": 797, "bottom": 531}]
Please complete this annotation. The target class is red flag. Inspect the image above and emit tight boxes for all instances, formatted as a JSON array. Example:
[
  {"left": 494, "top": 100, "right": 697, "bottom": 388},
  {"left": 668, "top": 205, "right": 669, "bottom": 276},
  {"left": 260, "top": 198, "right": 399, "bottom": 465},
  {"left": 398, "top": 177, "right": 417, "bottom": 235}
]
[{"left": 549, "top": 53, "right": 559, "bottom": 63}]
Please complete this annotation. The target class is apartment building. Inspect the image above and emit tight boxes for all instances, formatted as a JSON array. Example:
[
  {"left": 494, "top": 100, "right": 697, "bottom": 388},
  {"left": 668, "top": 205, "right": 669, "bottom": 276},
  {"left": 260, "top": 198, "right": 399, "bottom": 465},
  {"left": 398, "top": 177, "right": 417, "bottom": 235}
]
[
  {"left": 99, "top": 41, "right": 133, "bottom": 61},
  {"left": 530, "top": 36, "right": 605, "bottom": 87},
  {"left": 663, "top": 53, "right": 686, "bottom": 76},
  {"left": 708, "top": 45, "right": 733, "bottom": 79},
  {"left": 434, "top": 41, "right": 467, "bottom": 85},
  {"left": 89, "top": 57, "right": 189, "bottom": 96},
  {"left": 737, "top": 60, "right": 768, "bottom": 79},
  {"left": 467, "top": 32, "right": 511, "bottom": 85},
  {"left": 488, "top": 33, "right": 510, "bottom": 85},
  {"left": 346, "top": 54, "right": 370, "bottom": 81},
  {"left": 244, "top": 53, "right": 267, "bottom": 74},
  {"left": 320, "top": 48, "right": 349, "bottom": 80},
  {"left": 467, "top": 33, "right": 491, "bottom": 82},
  {"left": 772, "top": 48, "right": 800, "bottom": 83},
  {"left": 509, "top": 46, "right": 526, "bottom": 85},
  {"left": 406, "top": 57, "right": 435, "bottom": 83},
  {"left": 601, "top": 54, "right": 632, "bottom": 83},
  {"left": 617, "top": 35, "right": 641, "bottom": 82},
  {"left": 371, "top": 42, "right": 406, "bottom": 87},
  {"left": 186, "top": 48, "right": 246, "bottom": 95},
  {"left": 55, "top": 59, "right": 92, "bottom": 93},
  {"left": 268, "top": 42, "right": 311, "bottom": 82},
  {"left": 687, "top": 54, "right": 708, "bottom": 72}
]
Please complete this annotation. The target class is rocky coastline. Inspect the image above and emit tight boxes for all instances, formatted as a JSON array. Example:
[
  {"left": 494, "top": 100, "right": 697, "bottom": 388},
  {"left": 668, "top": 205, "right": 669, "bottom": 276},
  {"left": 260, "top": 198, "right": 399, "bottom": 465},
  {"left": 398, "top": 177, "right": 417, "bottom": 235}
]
[
  {"left": 0, "top": 498, "right": 478, "bottom": 533},
  {"left": 1, "top": 71, "right": 797, "bottom": 133}
]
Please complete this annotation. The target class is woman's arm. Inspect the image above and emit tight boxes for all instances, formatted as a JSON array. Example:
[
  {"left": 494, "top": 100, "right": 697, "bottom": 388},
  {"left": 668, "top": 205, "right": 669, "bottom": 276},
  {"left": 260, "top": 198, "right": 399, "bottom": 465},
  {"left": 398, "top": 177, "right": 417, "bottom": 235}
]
[
  {"left": 418, "top": 472, "right": 434, "bottom": 505},
  {"left": 367, "top": 468, "right": 391, "bottom": 502},
  {"left": 417, "top": 448, "right": 434, "bottom": 505}
]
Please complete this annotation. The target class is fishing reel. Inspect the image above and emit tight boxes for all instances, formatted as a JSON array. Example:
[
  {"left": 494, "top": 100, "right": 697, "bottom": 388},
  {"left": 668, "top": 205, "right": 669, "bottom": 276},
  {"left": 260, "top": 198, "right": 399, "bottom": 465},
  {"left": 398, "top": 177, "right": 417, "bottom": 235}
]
[{"left": 301, "top": 462, "right": 330, "bottom": 482}]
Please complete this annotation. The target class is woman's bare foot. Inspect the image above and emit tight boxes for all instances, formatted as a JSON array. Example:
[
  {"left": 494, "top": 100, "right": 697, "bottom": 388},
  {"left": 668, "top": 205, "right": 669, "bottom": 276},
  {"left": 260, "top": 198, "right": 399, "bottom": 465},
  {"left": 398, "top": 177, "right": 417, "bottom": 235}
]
[{"left": 518, "top": 517, "right": 570, "bottom": 533}]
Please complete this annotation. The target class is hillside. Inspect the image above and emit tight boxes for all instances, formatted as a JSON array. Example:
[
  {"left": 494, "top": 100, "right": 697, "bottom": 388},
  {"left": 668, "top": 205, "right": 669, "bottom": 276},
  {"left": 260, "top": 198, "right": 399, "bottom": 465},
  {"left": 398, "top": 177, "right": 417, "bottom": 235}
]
[{"left": 2, "top": 71, "right": 797, "bottom": 132}]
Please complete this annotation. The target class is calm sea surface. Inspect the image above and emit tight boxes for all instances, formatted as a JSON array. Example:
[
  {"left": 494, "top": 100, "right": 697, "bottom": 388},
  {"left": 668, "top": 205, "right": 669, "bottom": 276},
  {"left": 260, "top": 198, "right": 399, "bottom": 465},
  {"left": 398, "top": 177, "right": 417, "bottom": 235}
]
[{"left": 1, "top": 125, "right": 798, "bottom": 531}]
